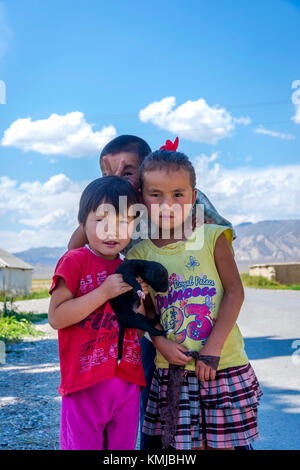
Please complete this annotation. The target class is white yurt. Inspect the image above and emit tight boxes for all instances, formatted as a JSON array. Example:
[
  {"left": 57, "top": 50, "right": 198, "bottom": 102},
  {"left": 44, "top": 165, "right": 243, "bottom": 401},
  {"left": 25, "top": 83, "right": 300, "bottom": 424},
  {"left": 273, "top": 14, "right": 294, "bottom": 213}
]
[{"left": 0, "top": 248, "right": 33, "bottom": 295}]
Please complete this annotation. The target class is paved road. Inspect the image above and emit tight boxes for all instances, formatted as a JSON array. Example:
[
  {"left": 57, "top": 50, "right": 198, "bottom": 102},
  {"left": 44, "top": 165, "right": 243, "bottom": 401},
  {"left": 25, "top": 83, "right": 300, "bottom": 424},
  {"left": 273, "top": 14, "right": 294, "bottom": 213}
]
[
  {"left": 237, "top": 288, "right": 300, "bottom": 450},
  {"left": 1, "top": 289, "right": 300, "bottom": 450},
  {"left": 0, "top": 298, "right": 50, "bottom": 315}
]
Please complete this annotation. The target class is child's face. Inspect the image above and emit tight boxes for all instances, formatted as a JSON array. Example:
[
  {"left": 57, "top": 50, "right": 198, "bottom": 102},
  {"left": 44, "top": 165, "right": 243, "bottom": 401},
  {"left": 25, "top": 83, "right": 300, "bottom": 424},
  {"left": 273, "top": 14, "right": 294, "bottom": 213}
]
[
  {"left": 100, "top": 152, "right": 141, "bottom": 193},
  {"left": 82, "top": 206, "right": 135, "bottom": 259},
  {"left": 142, "top": 167, "right": 197, "bottom": 234}
]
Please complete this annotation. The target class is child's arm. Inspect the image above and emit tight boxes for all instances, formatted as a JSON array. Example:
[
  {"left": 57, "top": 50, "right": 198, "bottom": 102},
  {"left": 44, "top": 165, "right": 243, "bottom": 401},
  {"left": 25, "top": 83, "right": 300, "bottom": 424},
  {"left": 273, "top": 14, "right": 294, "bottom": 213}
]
[
  {"left": 48, "top": 274, "right": 133, "bottom": 330},
  {"left": 68, "top": 225, "right": 88, "bottom": 250},
  {"left": 195, "top": 232, "right": 244, "bottom": 381},
  {"left": 143, "top": 294, "right": 157, "bottom": 319},
  {"left": 152, "top": 335, "right": 193, "bottom": 366},
  {"left": 136, "top": 299, "right": 146, "bottom": 338}
]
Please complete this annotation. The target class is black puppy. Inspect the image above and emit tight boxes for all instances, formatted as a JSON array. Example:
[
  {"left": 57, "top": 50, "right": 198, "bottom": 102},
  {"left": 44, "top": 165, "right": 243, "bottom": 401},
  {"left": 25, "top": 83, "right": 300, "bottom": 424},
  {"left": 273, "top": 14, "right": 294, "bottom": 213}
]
[{"left": 110, "top": 259, "right": 169, "bottom": 361}]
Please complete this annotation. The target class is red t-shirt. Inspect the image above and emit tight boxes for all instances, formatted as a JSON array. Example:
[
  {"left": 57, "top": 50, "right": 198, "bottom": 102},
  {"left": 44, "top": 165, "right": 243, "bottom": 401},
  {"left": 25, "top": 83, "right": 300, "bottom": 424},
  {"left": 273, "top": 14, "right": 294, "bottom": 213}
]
[{"left": 49, "top": 246, "right": 145, "bottom": 396}]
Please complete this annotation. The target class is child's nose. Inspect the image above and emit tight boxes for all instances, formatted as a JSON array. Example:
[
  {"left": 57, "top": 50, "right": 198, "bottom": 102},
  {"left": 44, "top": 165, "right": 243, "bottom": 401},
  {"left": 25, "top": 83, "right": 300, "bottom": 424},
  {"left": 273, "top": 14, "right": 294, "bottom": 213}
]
[
  {"left": 160, "top": 199, "right": 173, "bottom": 210},
  {"left": 103, "top": 221, "right": 117, "bottom": 237}
]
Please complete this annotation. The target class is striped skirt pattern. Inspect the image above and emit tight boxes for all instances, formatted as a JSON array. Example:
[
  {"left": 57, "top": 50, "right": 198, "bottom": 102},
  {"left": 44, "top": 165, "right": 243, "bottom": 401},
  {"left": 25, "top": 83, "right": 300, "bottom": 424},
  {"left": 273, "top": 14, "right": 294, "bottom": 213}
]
[{"left": 142, "top": 362, "right": 263, "bottom": 449}]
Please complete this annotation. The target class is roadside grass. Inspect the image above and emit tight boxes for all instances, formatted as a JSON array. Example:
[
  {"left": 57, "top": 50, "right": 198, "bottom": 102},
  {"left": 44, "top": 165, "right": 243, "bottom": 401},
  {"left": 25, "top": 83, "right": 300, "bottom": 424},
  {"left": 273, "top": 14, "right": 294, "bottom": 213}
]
[
  {"left": 0, "top": 279, "right": 51, "bottom": 302},
  {"left": 0, "top": 300, "right": 47, "bottom": 344},
  {"left": 241, "top": 273, "right": 300, "bottom": 290}
]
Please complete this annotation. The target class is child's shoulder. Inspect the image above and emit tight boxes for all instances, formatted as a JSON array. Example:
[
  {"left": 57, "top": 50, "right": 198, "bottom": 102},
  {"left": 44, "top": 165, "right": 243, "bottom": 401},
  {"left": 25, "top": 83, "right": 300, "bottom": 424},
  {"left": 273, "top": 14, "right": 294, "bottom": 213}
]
[
  {"left": 126, "top": 239, "right": 150, "bottom": 260},
  {"left": 201, "top": 223, "right": 234, "bottom": 249},
  {"left": 57, "top": 246, "right": 89, "bottom": 266}
]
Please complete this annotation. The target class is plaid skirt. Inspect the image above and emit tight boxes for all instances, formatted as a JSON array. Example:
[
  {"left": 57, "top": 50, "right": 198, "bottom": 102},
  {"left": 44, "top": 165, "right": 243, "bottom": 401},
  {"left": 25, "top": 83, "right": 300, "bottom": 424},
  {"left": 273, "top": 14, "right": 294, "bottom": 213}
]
[{"left": 142, "top": 362, "right": 263, "bottom": 449}]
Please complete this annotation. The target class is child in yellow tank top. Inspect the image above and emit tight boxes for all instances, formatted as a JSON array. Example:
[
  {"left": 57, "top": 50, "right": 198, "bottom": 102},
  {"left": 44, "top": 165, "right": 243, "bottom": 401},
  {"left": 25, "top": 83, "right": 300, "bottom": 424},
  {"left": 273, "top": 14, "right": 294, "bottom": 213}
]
[{"left": 127, "top": 138, "right": 262, "bottom": 450}]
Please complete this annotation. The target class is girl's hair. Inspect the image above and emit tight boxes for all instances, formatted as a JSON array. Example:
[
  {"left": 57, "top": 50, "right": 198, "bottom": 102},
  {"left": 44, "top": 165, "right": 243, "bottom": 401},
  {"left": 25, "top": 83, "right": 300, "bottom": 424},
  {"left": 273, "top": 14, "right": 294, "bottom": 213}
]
[
  {"left": 139, "top": 149, "right": 196, "bottom": 189},
  {"left": 78, "top": 176, "right": 138, "bottom": 226},
  {"left": 100, "top": 135, "right": 152, "bottom": 164}
]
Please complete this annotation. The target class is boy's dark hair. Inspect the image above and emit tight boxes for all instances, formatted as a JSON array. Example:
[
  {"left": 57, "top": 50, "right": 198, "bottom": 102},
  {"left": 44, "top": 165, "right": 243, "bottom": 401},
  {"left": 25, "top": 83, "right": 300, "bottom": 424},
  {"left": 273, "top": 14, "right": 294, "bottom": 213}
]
[
  {"left": 100, "top": 135, "right": 152, "bottom": 164},
  {"left": 140, "top": 149, "right": 196, "bottom": 189},
  {"left": 78, "top": 176, "right": 138, "bottom": 226}
]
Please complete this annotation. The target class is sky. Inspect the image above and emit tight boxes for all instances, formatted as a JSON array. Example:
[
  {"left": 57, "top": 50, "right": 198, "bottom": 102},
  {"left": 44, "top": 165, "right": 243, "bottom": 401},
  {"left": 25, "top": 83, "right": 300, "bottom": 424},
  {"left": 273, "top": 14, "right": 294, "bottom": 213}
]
[{"left": 0, "top": 0, "right": 300, "bottom": 252}]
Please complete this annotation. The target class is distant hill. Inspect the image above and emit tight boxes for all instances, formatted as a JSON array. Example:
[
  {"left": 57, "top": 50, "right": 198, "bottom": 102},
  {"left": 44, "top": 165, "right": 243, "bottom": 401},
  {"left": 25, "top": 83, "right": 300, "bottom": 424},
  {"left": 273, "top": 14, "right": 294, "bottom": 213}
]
[
  {"left": 233, "top": 219, "right": 300, "bottom": 272},
  {"left": 13, "top": 246, "right": 67, "bottom": 279},
  {"left": 12, "top": 219, "right": 300, "bottom": 277}
]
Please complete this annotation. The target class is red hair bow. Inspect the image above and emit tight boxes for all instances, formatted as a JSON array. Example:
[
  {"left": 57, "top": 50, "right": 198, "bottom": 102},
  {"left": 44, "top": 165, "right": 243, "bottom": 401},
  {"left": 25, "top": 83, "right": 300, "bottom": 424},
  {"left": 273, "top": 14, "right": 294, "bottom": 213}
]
[{"left": 159, "top": 136, "right": 179, "bottom": 151}]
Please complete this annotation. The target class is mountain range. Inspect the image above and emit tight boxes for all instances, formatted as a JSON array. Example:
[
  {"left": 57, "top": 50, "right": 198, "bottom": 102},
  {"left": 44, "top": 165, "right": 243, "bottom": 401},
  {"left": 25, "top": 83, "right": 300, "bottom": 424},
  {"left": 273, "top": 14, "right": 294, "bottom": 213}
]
[{"left": 11, "top": 219, "right": 300, "bottom": 278}]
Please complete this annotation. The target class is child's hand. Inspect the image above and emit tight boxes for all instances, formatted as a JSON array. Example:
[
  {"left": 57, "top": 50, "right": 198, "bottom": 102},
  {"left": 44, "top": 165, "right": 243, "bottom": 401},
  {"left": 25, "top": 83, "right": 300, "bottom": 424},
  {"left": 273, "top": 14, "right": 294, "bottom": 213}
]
[
  {"left": 195, "top": 358, "right": 217, "bottom": 381},
  {"left": 195, "top": 345, "right": 221, "bottom": 381},
  {"left": 101, "top": 274, "right": 133, "bottom": 300},
  {"left": 153, "top": 337, "right": 193, "bottom": 366}
]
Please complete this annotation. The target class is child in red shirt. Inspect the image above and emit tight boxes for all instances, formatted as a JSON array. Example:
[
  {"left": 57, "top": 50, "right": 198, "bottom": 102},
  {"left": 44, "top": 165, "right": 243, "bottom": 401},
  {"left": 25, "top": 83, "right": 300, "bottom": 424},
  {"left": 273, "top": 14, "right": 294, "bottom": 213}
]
[{"left": 48, "top": 176, "right": 146, "bottom": 450}]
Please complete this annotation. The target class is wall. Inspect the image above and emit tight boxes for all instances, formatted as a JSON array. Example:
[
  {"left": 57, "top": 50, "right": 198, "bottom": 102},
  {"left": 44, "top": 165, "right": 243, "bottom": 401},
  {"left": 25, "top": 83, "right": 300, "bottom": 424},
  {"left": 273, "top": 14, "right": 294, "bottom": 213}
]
[
  {"left": 0, "top": 268, "right": 32, "bottom": 295},
  {"left": 249, "top": 263, "right": 300, "bottom": 284}
]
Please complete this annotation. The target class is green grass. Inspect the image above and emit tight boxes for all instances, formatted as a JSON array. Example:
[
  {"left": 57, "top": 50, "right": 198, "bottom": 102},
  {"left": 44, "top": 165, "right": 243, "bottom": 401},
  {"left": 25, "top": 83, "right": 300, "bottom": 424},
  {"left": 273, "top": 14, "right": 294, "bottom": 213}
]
[
  {"left": 0, "top": 289, "right": 50, "bottom": 302},
  {"left": 0, "top": 301, "right": 46, "bottom": 344},
  {"left": 241, "top": 273, "right": 300, "bottom": 290}
]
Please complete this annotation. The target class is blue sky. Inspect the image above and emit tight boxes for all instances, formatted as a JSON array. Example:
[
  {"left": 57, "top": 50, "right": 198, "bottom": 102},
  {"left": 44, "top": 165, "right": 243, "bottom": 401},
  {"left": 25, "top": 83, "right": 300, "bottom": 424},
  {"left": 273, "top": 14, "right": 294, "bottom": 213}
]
[{"left": 0, "top": 0, "right": 300, "bottom": 251}]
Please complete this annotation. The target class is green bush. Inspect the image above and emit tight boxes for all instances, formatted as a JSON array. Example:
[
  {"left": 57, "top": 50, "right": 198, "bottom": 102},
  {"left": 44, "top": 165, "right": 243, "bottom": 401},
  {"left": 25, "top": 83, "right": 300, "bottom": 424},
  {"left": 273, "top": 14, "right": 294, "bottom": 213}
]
[
  {"left": 241, "top": 273, "right": 300, "bottom": 290},
  {"left": 0, "top": 315, "right": 44, "bottom": 343},
  {"left": 0, "top": 300, "right": 46, "bottom": 343}
]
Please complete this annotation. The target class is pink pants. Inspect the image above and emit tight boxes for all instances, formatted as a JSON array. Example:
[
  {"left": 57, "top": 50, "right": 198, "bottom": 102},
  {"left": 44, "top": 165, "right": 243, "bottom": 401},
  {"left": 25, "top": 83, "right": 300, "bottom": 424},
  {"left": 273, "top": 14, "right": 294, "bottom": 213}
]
[{"left": 60, "top": 377, "right": 140, "bottom": 450}]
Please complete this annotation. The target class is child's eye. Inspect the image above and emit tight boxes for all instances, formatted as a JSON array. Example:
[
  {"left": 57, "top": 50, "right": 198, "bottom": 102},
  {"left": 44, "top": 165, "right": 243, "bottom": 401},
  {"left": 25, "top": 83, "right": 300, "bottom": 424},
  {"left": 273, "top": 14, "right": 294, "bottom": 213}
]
[
  {"left": 124, "top": 172, "right": 133, "bottom": 177},
  {"left": 174, "top": 193, "right": 183, "bottom": 197}
]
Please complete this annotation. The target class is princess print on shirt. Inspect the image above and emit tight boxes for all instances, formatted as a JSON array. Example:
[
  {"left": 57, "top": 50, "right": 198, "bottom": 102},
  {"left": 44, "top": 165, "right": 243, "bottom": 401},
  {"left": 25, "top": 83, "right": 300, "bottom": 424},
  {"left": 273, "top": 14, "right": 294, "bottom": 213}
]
[{"left": 155, "top": 270, "right": 217, "bottom": 347}]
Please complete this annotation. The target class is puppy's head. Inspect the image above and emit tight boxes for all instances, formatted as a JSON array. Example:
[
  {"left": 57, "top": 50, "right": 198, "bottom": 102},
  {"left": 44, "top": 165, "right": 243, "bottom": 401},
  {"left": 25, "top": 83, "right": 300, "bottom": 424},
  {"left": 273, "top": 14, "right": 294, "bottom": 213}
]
[{"left": 146, "top": 261, "right": 169, "bottom": 293}]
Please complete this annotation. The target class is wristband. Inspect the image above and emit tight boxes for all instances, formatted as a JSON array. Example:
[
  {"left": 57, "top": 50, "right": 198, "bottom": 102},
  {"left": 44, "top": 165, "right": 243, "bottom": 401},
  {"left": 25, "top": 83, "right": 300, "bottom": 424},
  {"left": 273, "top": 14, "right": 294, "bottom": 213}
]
[{"left": 196, "top": 354, "right": 220, "bottom": 371}]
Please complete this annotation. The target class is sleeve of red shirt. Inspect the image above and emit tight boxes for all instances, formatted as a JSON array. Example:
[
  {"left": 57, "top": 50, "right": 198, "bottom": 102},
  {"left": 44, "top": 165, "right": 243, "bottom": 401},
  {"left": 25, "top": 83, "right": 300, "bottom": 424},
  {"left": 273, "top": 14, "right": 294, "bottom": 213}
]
[{"left": 49, "top": 250, "right": 82, "bottom": 297}]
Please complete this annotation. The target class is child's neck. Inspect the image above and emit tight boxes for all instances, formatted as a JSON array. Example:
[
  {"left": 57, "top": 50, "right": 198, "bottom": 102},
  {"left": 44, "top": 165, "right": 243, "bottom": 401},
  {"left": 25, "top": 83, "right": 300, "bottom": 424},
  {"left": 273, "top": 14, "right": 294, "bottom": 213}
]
[
  {"left": 150, "top": 226, "right": 192, "bottom": 248},
  {"left": 86, "top": 244, "right": 119, "bottom": 260}
]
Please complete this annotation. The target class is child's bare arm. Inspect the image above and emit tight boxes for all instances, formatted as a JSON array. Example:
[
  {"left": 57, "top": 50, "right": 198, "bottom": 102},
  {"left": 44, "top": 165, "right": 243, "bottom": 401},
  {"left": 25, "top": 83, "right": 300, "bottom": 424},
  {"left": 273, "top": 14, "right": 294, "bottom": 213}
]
[
  {"left": 68, "top": 225, "right": 88, "bottom": 250},
  {"left": 136, "top": 299, "right": 146, "bottom": 338},
  {"left": 195, "top": 232, "right": 244, "bottom": 380},
  {"left": 48, "top": 274, "right": 132, "bottom": 330},
  {"left": 205, "top": 232, "right": 244, "bottom": 351},
  {"left": 143, "top": 294, "right": 157, "bottom": 319}
]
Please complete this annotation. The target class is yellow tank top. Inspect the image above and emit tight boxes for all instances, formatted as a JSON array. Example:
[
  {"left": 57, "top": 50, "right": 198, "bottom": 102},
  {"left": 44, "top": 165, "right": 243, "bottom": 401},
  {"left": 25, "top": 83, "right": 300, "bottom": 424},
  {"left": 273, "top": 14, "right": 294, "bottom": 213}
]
[{"left": 126, "top": 224, "right": 248, "bottom": 371}]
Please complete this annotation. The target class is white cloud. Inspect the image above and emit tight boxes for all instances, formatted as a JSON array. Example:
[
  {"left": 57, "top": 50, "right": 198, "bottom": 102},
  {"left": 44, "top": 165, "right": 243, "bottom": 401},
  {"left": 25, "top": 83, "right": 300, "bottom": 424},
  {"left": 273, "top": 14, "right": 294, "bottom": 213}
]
[
  {"left": 194, "top": 153, "right": 300, "bottom": 225},
  {"left": 1, "top": 111, "right": 117, "bottom": 157},
  {"left": 1, "top": 160, "right": 300, "bottom": 251},
  {"left": 254, "top": 125, "right": 295, "bottom": 140},
  {"left": 0, "top": 174, "right": 87, "bottom": 251},
  {"left": 233, "top": 116, "right": 252, "bottom": 126},
  {"left": 20, "top": 209, "right": 74, "bottom": 228},
  {"left": 139, "top": 96, "right": 251, "bottom": 144},
  {"left": 0, "top": 229, "right": 72, "bottom": 252}
]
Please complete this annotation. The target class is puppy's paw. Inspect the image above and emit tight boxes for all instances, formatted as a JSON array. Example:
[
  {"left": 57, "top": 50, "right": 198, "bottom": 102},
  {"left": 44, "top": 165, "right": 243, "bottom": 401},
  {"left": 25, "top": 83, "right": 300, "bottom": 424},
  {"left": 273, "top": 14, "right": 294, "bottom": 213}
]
[{"left": 137, "top": 290, "right": 146, "bottom": 300}]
